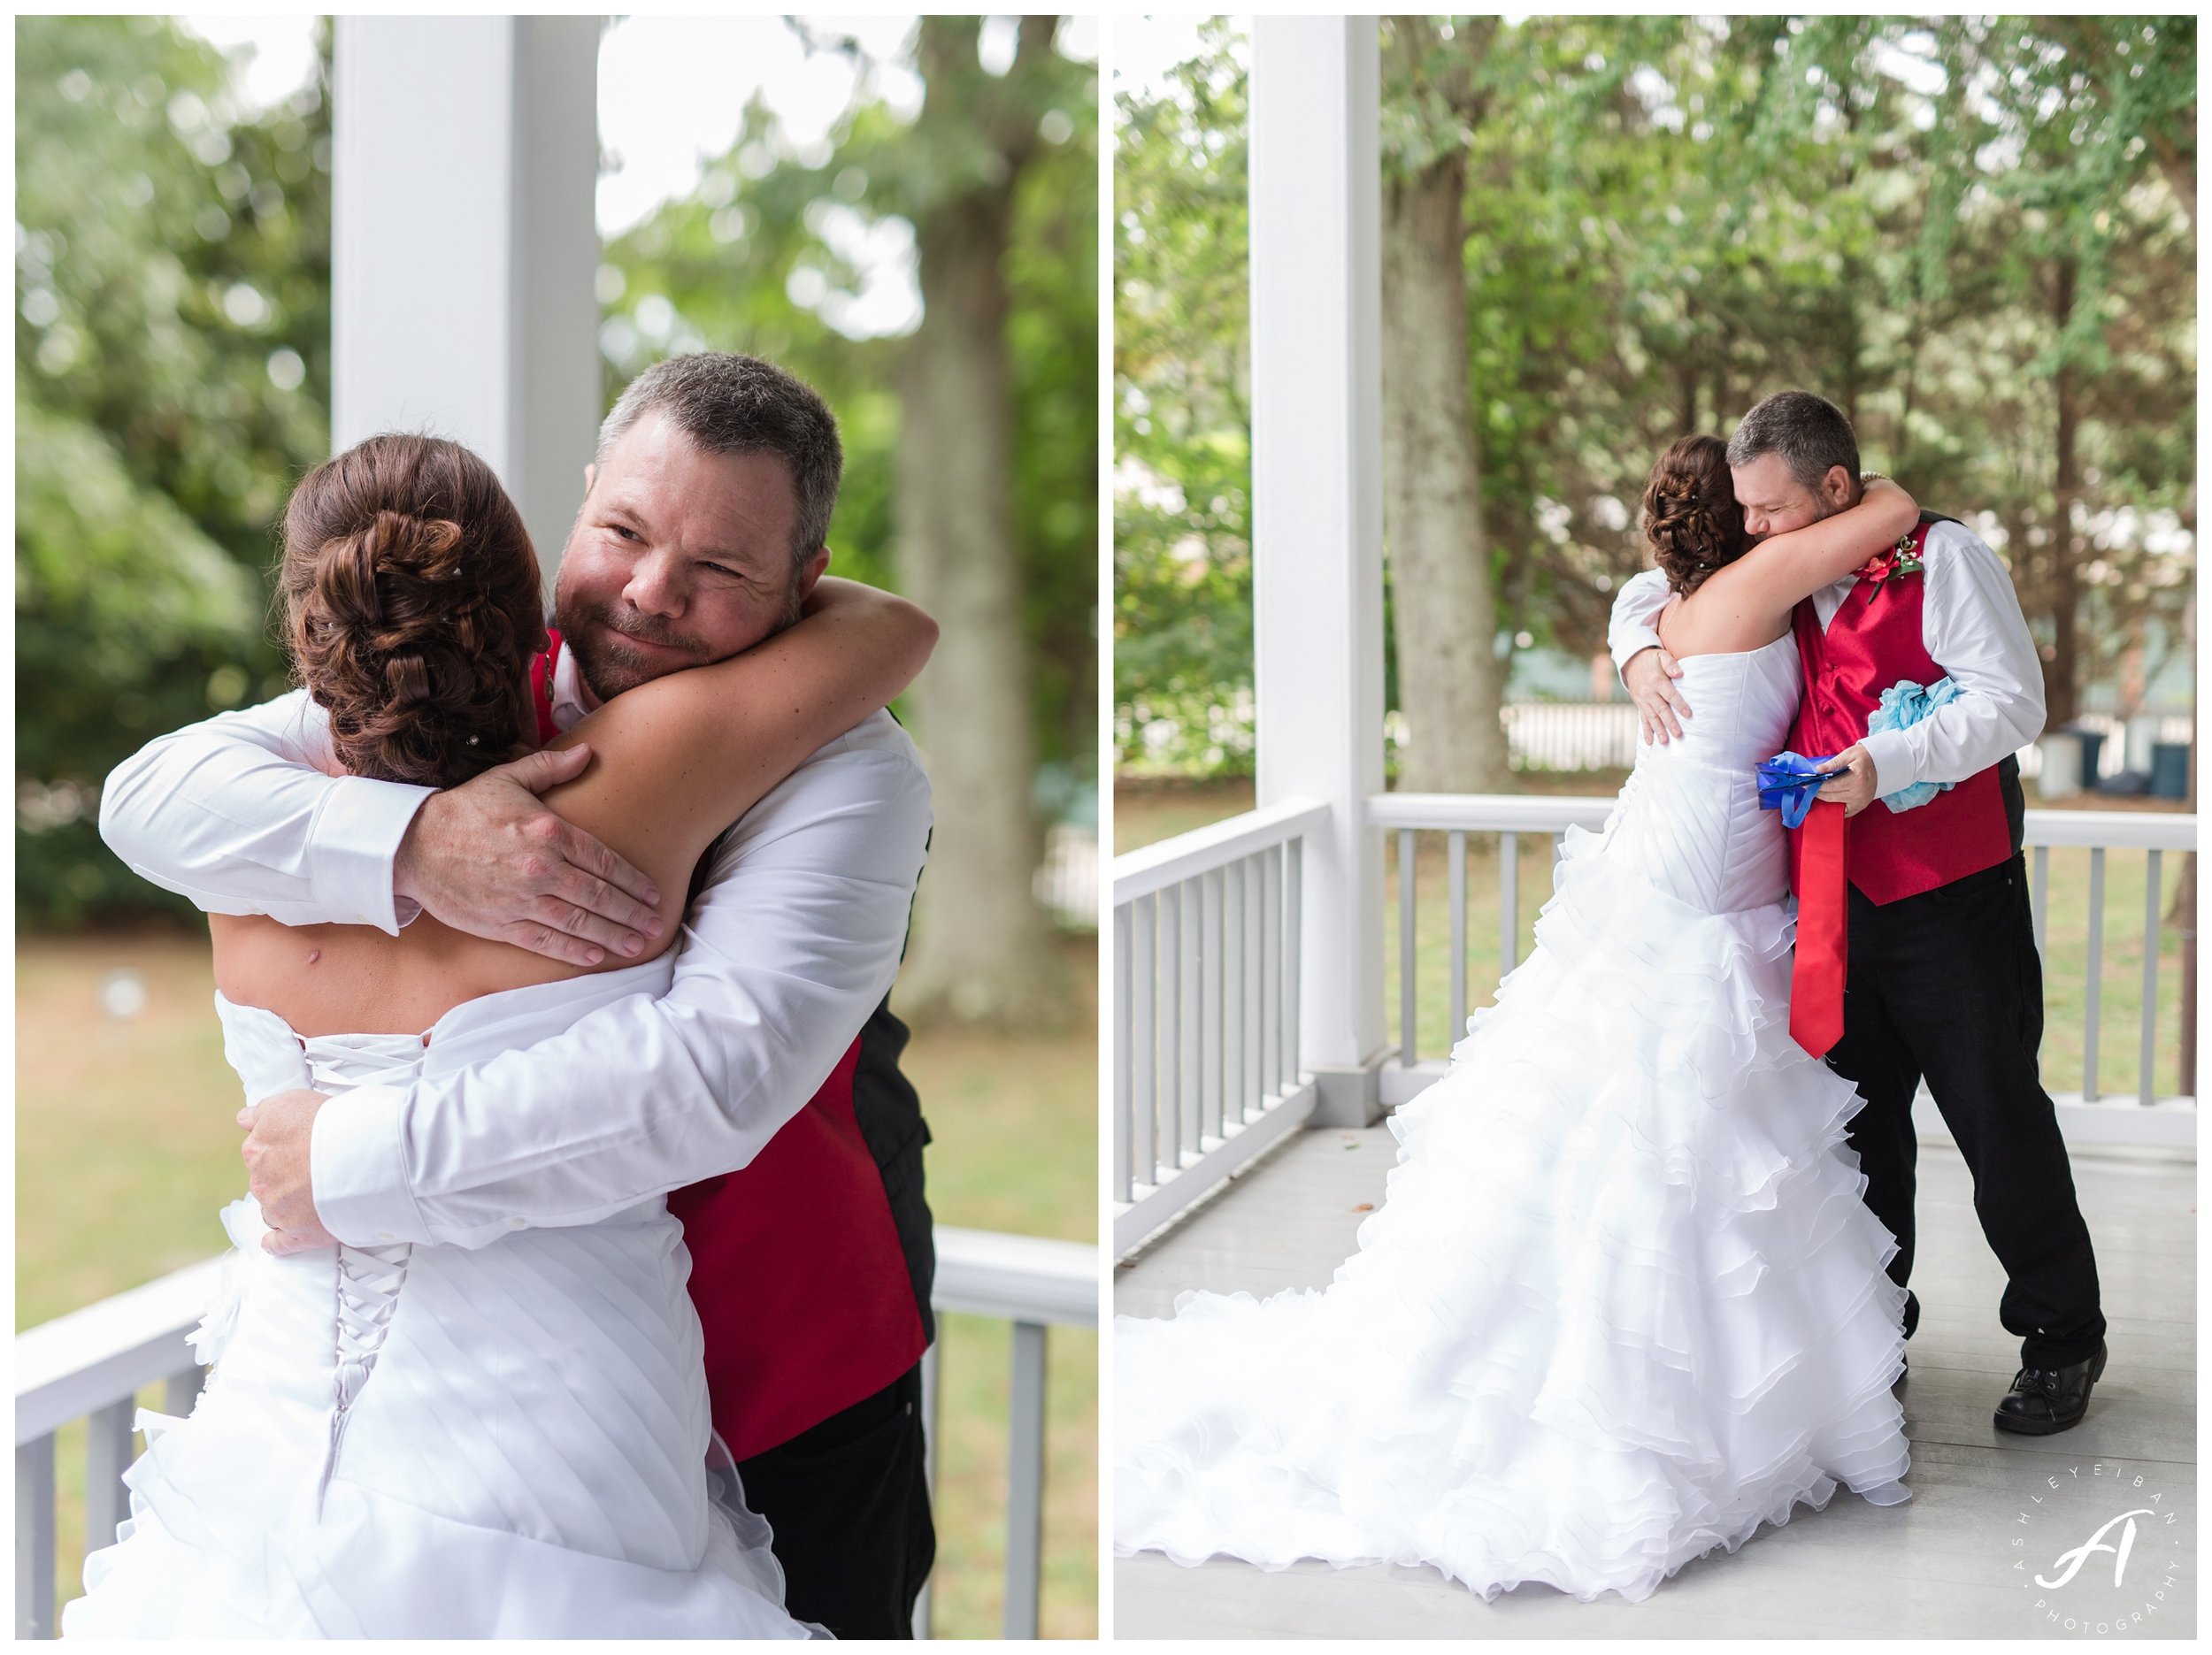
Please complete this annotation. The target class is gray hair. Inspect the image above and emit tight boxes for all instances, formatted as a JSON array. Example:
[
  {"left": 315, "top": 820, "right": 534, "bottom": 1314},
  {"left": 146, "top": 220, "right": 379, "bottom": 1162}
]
[
  {"left": 596, "top": 352, "right": 843, "bottom": 571},
  {"left": 1724, "top": 389, "right": 1860, "bottom": 497}
]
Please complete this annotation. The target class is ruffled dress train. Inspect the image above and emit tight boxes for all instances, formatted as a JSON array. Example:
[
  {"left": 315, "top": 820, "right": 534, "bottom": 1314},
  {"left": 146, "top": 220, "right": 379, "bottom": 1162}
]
[{"left": 1113, "top": 636, "right": 1911, "bottom": 1605}]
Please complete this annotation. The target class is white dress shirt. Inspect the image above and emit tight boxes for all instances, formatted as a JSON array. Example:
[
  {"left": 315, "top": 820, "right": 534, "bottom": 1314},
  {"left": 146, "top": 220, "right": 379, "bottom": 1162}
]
[
  {"left": 1605, "top": 517, "right": 2047, "bottom": 797},
  {"left": 99, "top": 646, "right": 932, "bottom": 1251}
]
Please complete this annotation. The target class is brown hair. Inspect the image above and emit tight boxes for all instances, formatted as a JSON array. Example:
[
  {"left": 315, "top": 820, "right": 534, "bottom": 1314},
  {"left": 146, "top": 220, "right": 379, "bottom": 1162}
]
[
  {"left": 279, "top": 434, "right": 548, "bottom": 787},
  {"left": 595, "top": 352, "right": 842, "bottom": 574},
  {"left": 1641, "top": 433, "right": 1747, "bottom": 596},
  {"left": 1724, "top": 388, "right": 1859, "bottom": 495}
]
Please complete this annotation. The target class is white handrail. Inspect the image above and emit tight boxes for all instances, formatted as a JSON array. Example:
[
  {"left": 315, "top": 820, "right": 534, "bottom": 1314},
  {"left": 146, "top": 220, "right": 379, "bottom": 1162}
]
[
  {"left": 2022, "top": 810, "right": 2197, "bottom": 851},
  {"left": 1111, "top": 795, "right": 1330, "bottom": 901},
  {"left": 16, "top": 1259, "right": 224, "bottom": 1445},
  {"left": 1368, "top": 791, "right": 2196, "bottom": 851},
  {"left": 1368, "top": 793, "right": 1615, "bottom": 832},
  {"left": 933, "top": 1226, "right": 1097, "bottom": 1327}
]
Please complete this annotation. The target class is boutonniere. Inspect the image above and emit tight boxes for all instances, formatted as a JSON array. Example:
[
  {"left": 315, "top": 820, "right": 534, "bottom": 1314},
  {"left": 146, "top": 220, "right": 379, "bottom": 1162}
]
[{"left": 1854, "top": 533, "right": 1924, "bottom": 597}]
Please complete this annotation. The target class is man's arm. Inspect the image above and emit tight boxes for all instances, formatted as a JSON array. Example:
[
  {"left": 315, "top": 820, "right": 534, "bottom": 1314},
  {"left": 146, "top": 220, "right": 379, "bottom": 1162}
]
[
  {"left": 305, "top": 719, "right": 932, "bottom": 1250},
  {"left": 98, "top": 690, "right": 429, "bottom": 931},
  {"left": 1606, "top": 567, "right": 1670, "bottom": 677},
  {"left": 1605, "top": 568, "right": 1691, "bottom": 743},
  {"left": 100, "top": 693, "right": 660, "bottom": 960},
  {"left": 1853, "top": 522, "right": 2047, "bottom": 800}
]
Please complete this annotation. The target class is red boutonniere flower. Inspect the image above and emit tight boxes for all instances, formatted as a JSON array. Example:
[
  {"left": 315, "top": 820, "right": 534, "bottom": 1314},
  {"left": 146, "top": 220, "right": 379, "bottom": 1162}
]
[{"left": 1854, "top": 533, "right": 1925, "bottom": 598}]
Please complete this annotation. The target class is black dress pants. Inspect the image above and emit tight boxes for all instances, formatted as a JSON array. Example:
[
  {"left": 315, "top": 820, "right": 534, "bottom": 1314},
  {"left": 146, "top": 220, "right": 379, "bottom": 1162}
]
[
  {"left": 1826, "top": 854, "right": 2107, "bottom": 1370},
  {"left": 734, "top": 1362, "right": 935, "bottom": 1638}
]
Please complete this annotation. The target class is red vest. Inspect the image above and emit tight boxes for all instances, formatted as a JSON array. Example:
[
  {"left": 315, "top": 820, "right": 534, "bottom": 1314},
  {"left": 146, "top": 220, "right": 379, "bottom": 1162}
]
[
  {"left": 1785, "top": 520, "right": 2015, "bottom": 906},
  {"left": 532, "top": 636, "right": 928, "bottom": 1459}
]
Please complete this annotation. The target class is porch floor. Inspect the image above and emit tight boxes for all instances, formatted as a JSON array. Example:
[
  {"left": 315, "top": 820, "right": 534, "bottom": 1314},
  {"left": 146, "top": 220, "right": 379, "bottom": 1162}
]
[{"left": 1114, "top": 1118, "right": 2196, "bottom": 1640}]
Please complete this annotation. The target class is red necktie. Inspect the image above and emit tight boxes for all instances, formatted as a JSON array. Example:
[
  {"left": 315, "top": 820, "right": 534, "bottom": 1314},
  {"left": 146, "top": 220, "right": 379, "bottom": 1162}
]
[{"left": 1790, "top": 800, "right": 1848, "bottom": 1058}]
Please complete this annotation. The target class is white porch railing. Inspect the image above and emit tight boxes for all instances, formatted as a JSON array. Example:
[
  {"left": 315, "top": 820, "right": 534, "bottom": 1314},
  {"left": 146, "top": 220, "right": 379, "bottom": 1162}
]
[
  {"left": 14, "top": 1224, "right": 1096, "bottom": 1642},
  {"left": 1111, "top": 794, "right": 2195, "bottom": 1261},
  {"left": 1111, "top": 798, "right": 1330, "bottom": 1253},
  {"left": 1371, "top": 794, "right": 2198, "bottom": 1145}
]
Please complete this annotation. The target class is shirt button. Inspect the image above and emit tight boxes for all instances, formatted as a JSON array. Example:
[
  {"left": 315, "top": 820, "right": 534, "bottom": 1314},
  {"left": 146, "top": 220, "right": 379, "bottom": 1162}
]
[
  {"left": 510, "top": 1218, "right": 526, "bottom": 1230},
  {"left": 377, "top": 1231, "right": 396, "bottom": 1242}
]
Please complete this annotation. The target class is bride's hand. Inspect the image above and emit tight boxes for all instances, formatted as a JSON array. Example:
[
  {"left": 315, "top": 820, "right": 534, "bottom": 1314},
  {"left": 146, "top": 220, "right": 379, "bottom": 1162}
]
[{"left": 395, "top": 747, "right": 668, "bottom": 965}]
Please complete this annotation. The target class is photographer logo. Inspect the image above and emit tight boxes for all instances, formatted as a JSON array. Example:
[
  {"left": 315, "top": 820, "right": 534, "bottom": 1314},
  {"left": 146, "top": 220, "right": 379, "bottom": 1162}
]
[{"left": 2012, "top": 1461, "right": 2187, "bottom": 1636}]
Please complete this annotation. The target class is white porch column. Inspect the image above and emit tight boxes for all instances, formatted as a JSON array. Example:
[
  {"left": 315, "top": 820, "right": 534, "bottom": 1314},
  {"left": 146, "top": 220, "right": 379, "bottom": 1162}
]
[
  {"left": 1250, "top": 17, "right": 1387, "bottom": 1126},
  {"left": 332, "top": 17, "right": 603, "bottom": 585}
]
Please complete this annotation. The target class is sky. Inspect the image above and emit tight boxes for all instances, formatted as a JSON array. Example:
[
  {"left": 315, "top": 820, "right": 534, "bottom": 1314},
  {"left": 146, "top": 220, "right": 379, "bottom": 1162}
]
[
  {"left": 1112, "top": 13, "right": 1245, "bottom": 105},
  {"left": 180, "top": 15, "right": 1099, "bottom": 341}
]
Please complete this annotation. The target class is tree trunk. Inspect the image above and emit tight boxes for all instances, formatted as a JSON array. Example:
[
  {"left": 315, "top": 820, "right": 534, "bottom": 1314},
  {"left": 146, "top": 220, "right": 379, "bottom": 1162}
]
[
  {"left": 891, "top": 18, "right": 1064, "bottom": 1028},
  {"left": 2047, "top": 257, "right": 2082, "bottom": 727},
  {"left": 1379, "top": 32, "right": 1510, "bottom": 795}
]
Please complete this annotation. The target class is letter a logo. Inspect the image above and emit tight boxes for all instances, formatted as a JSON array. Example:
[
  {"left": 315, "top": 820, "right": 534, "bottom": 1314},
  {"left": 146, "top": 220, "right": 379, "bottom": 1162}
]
[{"left": 2035, "top": 1509, "right": 2156, "bottom": 1590}]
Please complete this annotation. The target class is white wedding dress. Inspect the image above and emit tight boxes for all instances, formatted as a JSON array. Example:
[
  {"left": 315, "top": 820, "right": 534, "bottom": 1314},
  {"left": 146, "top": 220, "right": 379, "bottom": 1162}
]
[
  {"left": 1115, "top": 635, "right": 1912, "bottom": 1605},
  {"left": 64, "top": 959, "right": 819, "bottom": 1639}
]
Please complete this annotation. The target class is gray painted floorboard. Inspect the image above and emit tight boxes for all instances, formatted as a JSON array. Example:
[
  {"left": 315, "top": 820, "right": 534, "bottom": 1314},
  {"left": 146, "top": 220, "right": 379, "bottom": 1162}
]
[{"left": 1114, "top": 1126, "right": 2195, "bottom": 1640}]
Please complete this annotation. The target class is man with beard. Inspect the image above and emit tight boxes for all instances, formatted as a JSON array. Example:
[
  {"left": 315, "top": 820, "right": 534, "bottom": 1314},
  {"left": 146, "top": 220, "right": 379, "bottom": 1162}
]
[{"left": 102, "top": 352, "right": 939, "bottom": 1636}]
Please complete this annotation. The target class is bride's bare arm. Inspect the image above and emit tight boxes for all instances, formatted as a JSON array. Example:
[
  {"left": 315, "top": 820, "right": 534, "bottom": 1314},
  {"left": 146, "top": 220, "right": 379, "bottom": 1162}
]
[
  {"left": 1698, "top": 478, "right": 1920, "bottom": 625},
  {"left": 534, "top": 578, "right": 936, "bottom": 955}
]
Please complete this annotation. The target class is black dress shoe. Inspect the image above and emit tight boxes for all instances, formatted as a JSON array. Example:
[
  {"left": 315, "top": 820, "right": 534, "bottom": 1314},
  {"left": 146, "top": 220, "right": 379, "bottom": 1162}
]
[{"left": 1993, "top": 1341, "right": 2107, "bottom": 1436}]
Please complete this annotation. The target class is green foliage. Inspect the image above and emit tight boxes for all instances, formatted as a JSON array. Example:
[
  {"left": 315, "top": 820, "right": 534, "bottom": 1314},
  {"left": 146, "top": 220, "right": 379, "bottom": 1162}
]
[
  {"left": 17, "top": 15, "right": 333, "bottom": 925},
  {"left": 1113, "top": 23, "right": 1256, "bottom": 773},
  {"left": 1116, "top": 16, "right": 2196, "bottom": 776},
  {"left": 21, "top": 17, "right": 1100, "bottom": 927},
  {"left": 603, "top": 20, "right": 1099, "bottom": 774}
]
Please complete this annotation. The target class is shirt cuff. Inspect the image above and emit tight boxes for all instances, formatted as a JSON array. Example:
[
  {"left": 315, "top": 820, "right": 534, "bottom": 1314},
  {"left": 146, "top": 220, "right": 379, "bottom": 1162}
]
[
  {"left": 307, "top": 775, "right": 434, "bottom": 934},
  {"left": 1611, "top": 624, "right": 1664, "bottom": 681},
  {"left": 1857, "top": 728, "right": 1914, "bottom": 801},
  {"left": 311, "top": 1083, "right": 431, "bottom": 1246}
]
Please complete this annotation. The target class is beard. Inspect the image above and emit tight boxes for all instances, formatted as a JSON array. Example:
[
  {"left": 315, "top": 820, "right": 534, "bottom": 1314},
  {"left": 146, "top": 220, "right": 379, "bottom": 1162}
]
[
  {"left": 554, "top": 580, "right": 807, "bottom": 703},
  {"left": 556, "top": 598, "right": 719, "bottom": 702}
]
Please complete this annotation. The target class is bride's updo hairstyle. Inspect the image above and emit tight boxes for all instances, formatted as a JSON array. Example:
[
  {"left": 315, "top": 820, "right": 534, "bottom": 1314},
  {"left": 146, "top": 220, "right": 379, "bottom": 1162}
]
[
  {"left": 278, "top": 433, "right": 548, "bottom": 787},
  {"left": 1641, "top": 433, "right": 1747, "bottom": 596}
]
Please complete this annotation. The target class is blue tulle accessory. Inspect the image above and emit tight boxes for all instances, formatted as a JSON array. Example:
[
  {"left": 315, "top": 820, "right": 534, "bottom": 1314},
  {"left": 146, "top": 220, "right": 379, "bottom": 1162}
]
[
  {"left": 1755, "top": 752, "right": 1835, "bottom": 830},
  {"left": 1867, "top": 677, "right": 1959, "bottom": 812}
]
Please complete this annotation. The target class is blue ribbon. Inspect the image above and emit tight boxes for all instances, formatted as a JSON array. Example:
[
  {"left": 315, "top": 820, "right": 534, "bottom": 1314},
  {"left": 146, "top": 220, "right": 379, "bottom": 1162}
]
[
  {"left": 1756, "top": 751, "right": 1836, "bottom": 830},
  {"left": 1868, "top": 677, "right": 1959, "bottom": 812}
]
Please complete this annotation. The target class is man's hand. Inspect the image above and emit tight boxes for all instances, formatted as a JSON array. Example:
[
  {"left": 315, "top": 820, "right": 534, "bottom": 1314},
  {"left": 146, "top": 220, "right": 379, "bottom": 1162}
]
[
  {"left": 395, "top": 745, "right": 664, "bottom": 966},
  {"left": 1816, "top": 744, "right": 1881, "bottom": 817},
  {"left": 239, "top": 1090, "right": 339, "bottom": 1255},
  {"left": 1623, "top": 645, "right": 1693, "bottom": 744}
]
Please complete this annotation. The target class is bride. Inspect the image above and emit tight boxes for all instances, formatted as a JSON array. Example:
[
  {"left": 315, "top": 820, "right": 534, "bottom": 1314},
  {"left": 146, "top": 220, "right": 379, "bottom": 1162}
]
[
  {"left": 64, "top": 433, "right": 935, "bottom": 1637},
  {"left": 1116, "top": 435, "right": 1924, "bottom": 1605}
]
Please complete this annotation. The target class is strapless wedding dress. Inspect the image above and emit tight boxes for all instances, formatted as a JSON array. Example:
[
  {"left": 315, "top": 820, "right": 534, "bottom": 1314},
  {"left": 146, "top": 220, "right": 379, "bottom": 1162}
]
[
  {"left": 65, "top": 961, "right": 818, "bottom": 1639},
  {"left": 1115, "top": 635, "right": 1911, "bottom": 1605}
]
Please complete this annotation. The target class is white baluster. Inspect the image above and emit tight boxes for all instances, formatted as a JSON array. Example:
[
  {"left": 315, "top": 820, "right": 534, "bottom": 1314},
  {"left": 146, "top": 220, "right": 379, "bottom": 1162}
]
[
  {"left": 1398, "top": 829, "right": 1417, "bottom": 1064},
  {"left": 1002, "top": 1322, "right": 1048, "bottom": 1639},
  {"left": 2140, "top": 848, "right": 2163, "bottom": 1106},
  {"left": 17, "top": 1435, "right": 56, "bottom": 1639}
]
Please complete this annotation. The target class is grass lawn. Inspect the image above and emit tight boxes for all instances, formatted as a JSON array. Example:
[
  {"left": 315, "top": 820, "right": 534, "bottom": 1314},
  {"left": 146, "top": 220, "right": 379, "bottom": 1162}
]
[
  {"left": 1117, "top": 773, "right": 2194, "bottom": 1100},
  {"left": 16, "top": 928, "right": 1099, "bottom": 1639}
]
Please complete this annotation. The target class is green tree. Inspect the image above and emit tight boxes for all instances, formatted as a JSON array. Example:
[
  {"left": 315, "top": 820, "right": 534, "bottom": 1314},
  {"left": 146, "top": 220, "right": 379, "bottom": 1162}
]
[
  {"left": 1112, "top": 21, "right": 1256, "bottom": 775},
  {"left": 604, "top": 17, "right": 1097, "bottom": 1027},
  {"left": 16, "top": 15, "right": 334, "bottom": 926},
  {"left": 1114, "top": 16, "right": 2194, "bottom": 780}
]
